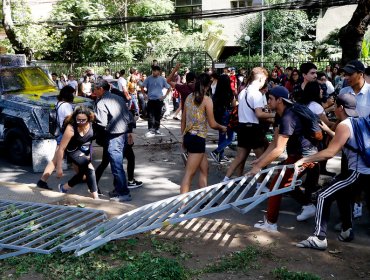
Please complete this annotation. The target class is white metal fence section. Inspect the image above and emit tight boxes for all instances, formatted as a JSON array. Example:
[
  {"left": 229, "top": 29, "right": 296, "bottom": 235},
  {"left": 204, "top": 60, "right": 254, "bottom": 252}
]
[{"left": 61, "top": 165, "right": 300, "bottom": 256}]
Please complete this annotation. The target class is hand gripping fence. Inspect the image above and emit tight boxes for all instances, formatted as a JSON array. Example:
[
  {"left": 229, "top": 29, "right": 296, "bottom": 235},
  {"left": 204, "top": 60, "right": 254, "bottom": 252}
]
[{"left": 0, "top": 165, "right": 300, "bottom": 258}]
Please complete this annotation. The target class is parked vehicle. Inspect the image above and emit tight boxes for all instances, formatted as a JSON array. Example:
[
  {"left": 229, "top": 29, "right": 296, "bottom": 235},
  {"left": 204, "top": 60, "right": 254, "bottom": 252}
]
[{"left": 0, "top": 55, "right": 92, "bottom": 170}]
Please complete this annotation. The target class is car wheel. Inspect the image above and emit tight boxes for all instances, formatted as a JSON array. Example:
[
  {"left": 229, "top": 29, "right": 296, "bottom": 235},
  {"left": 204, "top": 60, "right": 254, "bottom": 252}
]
[{"left": 4, "top": 128, "right": 32, "bottom": 165}]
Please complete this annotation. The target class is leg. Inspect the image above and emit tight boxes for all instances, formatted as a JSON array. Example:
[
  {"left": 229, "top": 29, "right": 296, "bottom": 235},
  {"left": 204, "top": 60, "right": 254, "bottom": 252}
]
[
  {"left": 124, "top": 143, "right": 135, "bottom": 182},
  {"left": 225, "top": 147, "right": 250, "bottom": 178},
  {"left": 198, "top": 154, "right": 209, "bottom": 188},
  {"left": 85, "top": 163, "right": 99, "bottom": 199},
  {"left": 107, "top": 134, "right": 130, "bottom": 196},
  {"left": 180, "top": 152, "right": 205, "bottom": 194},
  {"left": 147, "top": 100, "right": 155, "bottom": 130},
  {"left": 154, "top": 100, "right": 163, "bottom": 130},
  {"left": 314, "top": 170, "right": 360, "bottom": 239},
  {"left": 95, "top": 143, "right": 110, "bottom": 184}
]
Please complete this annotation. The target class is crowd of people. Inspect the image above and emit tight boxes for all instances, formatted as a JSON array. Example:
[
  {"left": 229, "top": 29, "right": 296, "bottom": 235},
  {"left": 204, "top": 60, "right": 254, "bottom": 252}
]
[{"left": 38, "top": 59, "right": 369, "bottom": 251}]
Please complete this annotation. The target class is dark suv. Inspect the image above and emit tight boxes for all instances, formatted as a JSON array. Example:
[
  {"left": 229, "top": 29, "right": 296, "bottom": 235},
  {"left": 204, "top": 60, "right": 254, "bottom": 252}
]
[{"left": 0, "top": 55, "right": 92, "bottom": 171}]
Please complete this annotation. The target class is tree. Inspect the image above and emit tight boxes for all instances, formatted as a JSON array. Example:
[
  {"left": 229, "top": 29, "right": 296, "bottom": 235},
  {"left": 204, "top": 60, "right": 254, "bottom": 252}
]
[
  {"left": 239, "top": 7, "right": 315, "bottom": 60},
  {"left": 1, "top": 0, "right": 61, "bottom": 60},
  {"left": 339, "top": 0, "right": 370, "bottom": 64}
]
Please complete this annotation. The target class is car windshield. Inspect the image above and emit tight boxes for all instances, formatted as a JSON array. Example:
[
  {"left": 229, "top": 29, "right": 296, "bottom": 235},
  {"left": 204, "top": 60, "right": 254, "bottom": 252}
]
[{"left": 0, "top": 67, "right": 55, "bottom": 92}]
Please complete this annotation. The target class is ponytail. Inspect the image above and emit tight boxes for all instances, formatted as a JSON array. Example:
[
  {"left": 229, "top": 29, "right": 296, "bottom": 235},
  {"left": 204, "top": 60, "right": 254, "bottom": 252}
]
[{"left": 194, "top": 73, "right": 211, "bottom": 106}]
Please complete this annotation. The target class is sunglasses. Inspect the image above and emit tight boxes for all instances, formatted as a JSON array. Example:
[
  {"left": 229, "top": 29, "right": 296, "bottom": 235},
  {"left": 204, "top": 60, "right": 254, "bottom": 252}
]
[{"left": 76, "top": 118, "right": 88, "bottom": 124}]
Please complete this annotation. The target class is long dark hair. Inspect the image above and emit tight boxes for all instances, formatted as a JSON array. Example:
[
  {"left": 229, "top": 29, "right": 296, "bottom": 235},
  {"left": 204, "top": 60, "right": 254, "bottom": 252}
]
[
  {"left": 300, "top": 81, "right": 322, "bottom": 105},
  {"left": 57, "top": 85, "right": 75, "bottom": 102},
  {"left": 213, "top": 74, "right": 233, "bottom": 107},
  {"left": 64, "top": 105, "right": 95, "bottom": 127},
  {"left": 194, "top": 73, "right": 211, "bottom": 106}
]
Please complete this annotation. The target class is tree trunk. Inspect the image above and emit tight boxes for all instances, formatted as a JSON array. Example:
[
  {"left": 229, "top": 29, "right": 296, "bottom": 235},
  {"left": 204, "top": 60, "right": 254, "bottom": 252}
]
[
  {"left": 339, "top": 0, "right": 370, "bottom": 65},
  {"left": 2, "top": 0, "right": 28, "bottom": 55}
]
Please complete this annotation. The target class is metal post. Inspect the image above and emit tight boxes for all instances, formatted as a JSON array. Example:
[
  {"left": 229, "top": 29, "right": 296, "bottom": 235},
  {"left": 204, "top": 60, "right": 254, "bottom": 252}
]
[{"left": 261, "top": 0, "right": 264, "bottom": 67}]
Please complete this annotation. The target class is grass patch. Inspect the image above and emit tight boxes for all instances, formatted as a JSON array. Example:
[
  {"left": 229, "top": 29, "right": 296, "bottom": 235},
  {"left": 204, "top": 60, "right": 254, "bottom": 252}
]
[
  {"left": 273, "top": 267, "right": 321, "bottom": 280},
  {"left": 201, "top": 245, "right": 267, "bottom": 273}
]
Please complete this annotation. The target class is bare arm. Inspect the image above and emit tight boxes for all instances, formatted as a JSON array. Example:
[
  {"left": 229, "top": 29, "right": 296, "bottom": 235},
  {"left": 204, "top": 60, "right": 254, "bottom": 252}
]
[
  {"left": 167, "top": 63, "right": 181, "bottom": 85},
  {"left": 254, "top": 107, "right": 275, "bottom": 119},
  {"left": 319, "top": 112, "right": 335, "bottom": 129},
  {"left": 295, "top": 123, "right": 350, "bottom": 168},
  {"left": 56, "top": 124, "right": 74, "bottom": 178},
  {"left": 181, "top": 102, "right": 187, "bottom": 134},
  {"left": 247, "top": 133, "right": 289, "bottom": 176}
]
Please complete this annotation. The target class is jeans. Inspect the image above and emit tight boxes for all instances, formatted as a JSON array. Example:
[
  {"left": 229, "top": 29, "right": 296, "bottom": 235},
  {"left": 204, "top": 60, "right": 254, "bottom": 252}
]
[
  {"left": 128, "top": 94, "right": 140, "bottom": 114},
  {"left": 214, "top": 128, "right": 234, "bottom": 158},
  {"left": 213, "top": 109, "right": 234, "bottom": 158},
  {"left": 96, "top": 141, "right": 135, "bottom": 184},
  {"left": 107, "top": 133, "right": 130, "bottom": 196},
  {"left": 147, "top": 99, "right": 163, "bottom": 130}
]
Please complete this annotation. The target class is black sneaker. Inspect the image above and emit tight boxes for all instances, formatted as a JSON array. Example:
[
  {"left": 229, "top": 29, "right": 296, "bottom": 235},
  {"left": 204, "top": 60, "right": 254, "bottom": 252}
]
[
  {"left": 36, "top": 180, "right": 52, "bottom": 190},
  {"left": 128, "top": 179, "right": 143, "bottom": 189},
  {"left": 338, "top": 228, "right": 354, "bottom": 242},
  {"left": 108, "top": 189, "right": 118, "bottom": 198}
]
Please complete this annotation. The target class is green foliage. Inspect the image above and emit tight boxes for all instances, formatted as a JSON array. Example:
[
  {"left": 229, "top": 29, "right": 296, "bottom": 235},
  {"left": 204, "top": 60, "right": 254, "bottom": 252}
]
[
  {"left": 361, "top": 39, "right": 370, "bottom": 58},
  {"left": 0, "top": 0, "right": 62, "bottom": 59},
  {"left": 314, "top": 29, "right": 341, "bottom": 60},
  {"left": 97, "top": 252, "right": 188, "bottom": 280},
  {"left": 202, "top": 245, "right": 265, "bottom": 273},
  {"left": 273, "top": 267, "right": 321, "bottom": 280},
  {"left": 239, "top": 1, "right": 315, "bottom": 60}
]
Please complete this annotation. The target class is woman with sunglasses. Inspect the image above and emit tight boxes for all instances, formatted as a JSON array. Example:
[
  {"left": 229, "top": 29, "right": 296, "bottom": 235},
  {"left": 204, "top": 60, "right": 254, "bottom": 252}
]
[{"left": 56, "top": 106, "right": 99, "bottom": 199}]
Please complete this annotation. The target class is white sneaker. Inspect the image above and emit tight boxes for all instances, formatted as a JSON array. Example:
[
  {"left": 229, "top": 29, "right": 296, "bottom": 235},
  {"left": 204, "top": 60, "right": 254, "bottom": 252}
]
[
  {"left": 154, "top": 130, "right": 164, "bottom": 136},
  {"left": 297, "top": 204, "right": 316, "bottom": 221},
  {"left": 145, "top": 131, "right": 155, "bottom": 138},
  {"left": 254, "top": 217, "right": 278, "bottom": 232},
  {"left": 353, "top": 203, "right": 362, "bottom": 219},
  {"left": 296, "top": 236, "right": 327, "bottom": 250}
]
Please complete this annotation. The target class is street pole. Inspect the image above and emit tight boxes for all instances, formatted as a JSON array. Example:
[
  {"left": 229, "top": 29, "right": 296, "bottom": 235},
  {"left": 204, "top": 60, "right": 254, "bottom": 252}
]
[{"left": 261, "top": 0, "right": 264, "bottom": 67}]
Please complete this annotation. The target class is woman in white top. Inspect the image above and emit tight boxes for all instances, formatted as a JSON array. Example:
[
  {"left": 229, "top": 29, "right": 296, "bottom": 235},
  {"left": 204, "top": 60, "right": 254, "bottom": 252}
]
[
  {"left": 300, "top": 81, "right": 335, "bottom": 177},
  {"left": 36, "top": 86, "right": 75, "bottom": 190},
  {"left": 223, "top": 67, "right": 275, "bottom": 181},
  {"left": 81, "top": 75, "right": 92, "bottom": 97}
]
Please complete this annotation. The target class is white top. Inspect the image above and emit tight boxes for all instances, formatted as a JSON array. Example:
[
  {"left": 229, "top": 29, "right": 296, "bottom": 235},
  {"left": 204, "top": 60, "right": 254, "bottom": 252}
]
[
  {"left": 238, "top": 83, "right": 264, "bottom": 124},
  {"left": 211, "top": 82, "right": 217, "bottom": 96},
  {"left": 56, "top": 101, "right": 73, "bottom": 129},
  {"left": 67, "top": 80, "right": 78, "bottom": 90},
  {"left": 82, "top": 82, "right": 92, "bottom": 96},
  {"left": 342, "top": 118, "right": 370, "bottom": 174},
  {"left": 325, "top": 80, "right": 335, "bottom": 94},
  {"left": 308, "top": 101, "right": 324, "bottom": 115},
  {"left": 102, "top": 75, "right": 113, "bottom": 80},
  {"left": 340, "top": 82, "right": 370, "bottom": 117},
  {"left": 118, "top": 77, "right": 127, "bottom": 92}
]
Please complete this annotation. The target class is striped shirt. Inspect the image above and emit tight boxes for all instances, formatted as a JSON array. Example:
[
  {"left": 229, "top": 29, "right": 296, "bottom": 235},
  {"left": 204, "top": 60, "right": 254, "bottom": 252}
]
[{"left": 95, "top": 91, "right": 133, "bottom": 134}]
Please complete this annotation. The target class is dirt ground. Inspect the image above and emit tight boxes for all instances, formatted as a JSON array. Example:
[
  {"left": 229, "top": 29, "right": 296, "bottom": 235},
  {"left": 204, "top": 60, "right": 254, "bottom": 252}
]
[{"left": 1, "top": 118, "right": 370, "bottom": 279}]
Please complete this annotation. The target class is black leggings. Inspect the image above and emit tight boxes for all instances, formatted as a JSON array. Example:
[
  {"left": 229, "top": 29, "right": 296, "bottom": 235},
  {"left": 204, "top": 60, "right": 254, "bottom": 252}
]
[
  {"left": 67, "top": 150, "right": 98, "bottom": 193},
  {"left": 95, "top": 143, "right": 135, "bottom": 183}
]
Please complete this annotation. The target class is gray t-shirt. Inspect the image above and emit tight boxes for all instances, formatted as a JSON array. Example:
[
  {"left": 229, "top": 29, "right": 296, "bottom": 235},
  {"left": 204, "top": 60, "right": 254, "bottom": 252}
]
[{"left": 142, "top": 75, "right": 170, "bottom": 100}]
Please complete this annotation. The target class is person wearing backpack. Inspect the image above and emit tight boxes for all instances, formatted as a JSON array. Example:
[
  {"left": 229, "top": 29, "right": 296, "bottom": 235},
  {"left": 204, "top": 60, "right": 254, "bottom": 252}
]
[
  {"left": 295, "top": 93, "right": 370, "bottom": 250},
  {"left": 339, "top": 60, "right": 370, "bottom": 218},
  {"left": 36, "top": 86, "right": 75, "bottom": 190},
  {"left": 248, "top": 86, "right": 321, "bottom": 232}
]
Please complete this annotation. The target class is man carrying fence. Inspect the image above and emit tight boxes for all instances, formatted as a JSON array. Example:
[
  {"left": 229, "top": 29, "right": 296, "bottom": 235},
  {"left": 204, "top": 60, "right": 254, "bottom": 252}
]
[
  {"left": 248, "top": 86, "right": 321, "bottom": 232},
  {"left": 295, "top": 93, "right": 370, "bottom": 250}
]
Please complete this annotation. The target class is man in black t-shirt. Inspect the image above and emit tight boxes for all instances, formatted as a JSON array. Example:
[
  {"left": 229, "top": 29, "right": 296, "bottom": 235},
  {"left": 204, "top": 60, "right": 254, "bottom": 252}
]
[
  {"left": 292, "top": 62, "right": 317, "bottom": 102},
  {"left": 248, "top": 86, "right": 321, "bottom": 232}
]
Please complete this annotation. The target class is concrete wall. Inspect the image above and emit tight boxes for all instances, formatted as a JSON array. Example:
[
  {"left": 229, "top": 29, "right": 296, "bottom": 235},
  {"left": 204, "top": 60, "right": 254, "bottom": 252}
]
[{"left": 316, "top": 5, "right": 357, "bottom": 42}]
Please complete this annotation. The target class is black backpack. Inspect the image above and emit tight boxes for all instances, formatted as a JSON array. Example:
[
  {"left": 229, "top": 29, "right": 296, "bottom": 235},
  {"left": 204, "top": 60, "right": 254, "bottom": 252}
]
[{"left": 289, "top": 103, "right": 323, "bottom": 143}]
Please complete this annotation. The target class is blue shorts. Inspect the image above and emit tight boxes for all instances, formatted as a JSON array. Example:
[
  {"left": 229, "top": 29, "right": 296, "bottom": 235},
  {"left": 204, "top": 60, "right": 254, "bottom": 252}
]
[{"left": 183, "top": 133, "right": 205, "bottom": 153}]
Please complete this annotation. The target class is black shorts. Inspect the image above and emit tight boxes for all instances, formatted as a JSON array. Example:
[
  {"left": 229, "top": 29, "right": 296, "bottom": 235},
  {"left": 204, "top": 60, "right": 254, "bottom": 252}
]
[
  {"left": 237, "top": 123, "right": 268, "bottom": 149},
  {"left": 183, "top": 133, "right": 206, "bottom": 153}
]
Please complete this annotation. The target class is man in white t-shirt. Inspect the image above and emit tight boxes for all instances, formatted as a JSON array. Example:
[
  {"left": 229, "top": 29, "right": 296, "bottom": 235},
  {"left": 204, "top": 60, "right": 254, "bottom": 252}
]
[
  {"left": 223, "top": 67, "right": 275, "bottom": 181},
  {"left": 118, "top": 69, "right": 131, "bottom": 101},
  {"left": 67, "top": 74, "right": 78, "bottom": 94}
]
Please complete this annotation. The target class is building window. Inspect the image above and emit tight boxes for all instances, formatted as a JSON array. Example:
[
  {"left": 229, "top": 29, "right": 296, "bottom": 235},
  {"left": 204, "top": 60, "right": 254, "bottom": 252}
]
[
  {"left": 173, "top": 0, "right": 202, "bottom": 32},
  {"left": 175, "top": 0, "right": 201, "bottom": 6},
  {"left": 231, "top": 0, "right": 246, "bottom": 9}
]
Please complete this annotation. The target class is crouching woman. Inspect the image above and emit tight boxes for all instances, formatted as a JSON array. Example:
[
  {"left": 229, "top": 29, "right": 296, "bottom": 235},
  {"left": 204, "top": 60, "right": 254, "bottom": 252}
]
[{"left": 56, "top": 106, "right": 99, "bottom": 199}]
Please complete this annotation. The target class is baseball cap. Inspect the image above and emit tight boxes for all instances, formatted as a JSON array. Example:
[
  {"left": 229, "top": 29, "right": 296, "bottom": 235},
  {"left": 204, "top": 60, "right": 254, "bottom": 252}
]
[
  {"left": 336, "top": 93, "right": 358, "bottom": 117},
  {"left": 341, "top": 60, "right": 365, "bottom": 74},
  {"left": 270, "top": 86, "right": 293, "bottom": 104}
]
